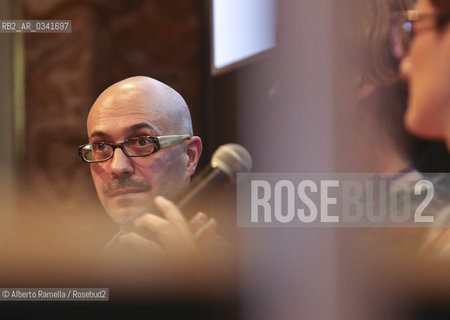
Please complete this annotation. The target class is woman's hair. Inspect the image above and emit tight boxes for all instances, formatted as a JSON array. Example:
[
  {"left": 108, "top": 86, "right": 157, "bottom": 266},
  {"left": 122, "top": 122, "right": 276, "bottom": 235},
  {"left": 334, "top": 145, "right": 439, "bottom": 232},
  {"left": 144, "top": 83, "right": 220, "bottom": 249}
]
[
  {"left": 340, "top": 0, "right": 425, "bottom": 163},
  {"left": 343, "top": 0, "right": 414, "bottom": 87}
]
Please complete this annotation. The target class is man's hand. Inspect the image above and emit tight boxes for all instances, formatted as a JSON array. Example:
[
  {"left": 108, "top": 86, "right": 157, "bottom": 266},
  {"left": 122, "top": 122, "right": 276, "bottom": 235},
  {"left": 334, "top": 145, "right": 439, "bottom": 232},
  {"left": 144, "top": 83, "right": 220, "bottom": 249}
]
[{"left": 119, "top": 196, "right": 220, "bottom": 259}]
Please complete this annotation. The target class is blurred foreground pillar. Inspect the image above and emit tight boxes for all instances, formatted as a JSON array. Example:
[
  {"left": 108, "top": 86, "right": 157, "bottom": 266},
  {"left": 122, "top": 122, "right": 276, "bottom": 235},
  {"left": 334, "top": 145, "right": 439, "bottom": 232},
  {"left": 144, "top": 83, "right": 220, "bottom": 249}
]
[
  {"left": 0, "top": 0, "right": 24, "bottom": 251},
  {"left": 237, "top": 0, "right": 338, "bottom": 319}
]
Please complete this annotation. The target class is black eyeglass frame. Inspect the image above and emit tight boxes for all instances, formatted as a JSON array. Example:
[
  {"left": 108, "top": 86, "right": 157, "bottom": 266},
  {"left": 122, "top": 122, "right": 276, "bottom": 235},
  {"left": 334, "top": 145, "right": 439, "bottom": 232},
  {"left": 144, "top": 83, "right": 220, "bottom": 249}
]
[
  {"left": 391, "top": 10, "right": 450, "bottom": 59},
  {"left": 78, "top": 134, "right": 191, "bottom": 163}
]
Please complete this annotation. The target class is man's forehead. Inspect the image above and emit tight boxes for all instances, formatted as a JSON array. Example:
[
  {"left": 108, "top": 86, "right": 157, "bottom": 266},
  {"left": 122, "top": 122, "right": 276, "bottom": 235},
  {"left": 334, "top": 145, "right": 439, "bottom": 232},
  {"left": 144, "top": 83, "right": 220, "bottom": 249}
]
[
  {"left": 88, "top": 91, "right": 170, "bottom": 134},
  {"left": 88, "top": 120, "right": 163, "bottom": 140},
  {"left": 87, "top": 106, "right": 166, "bottom": 136}
]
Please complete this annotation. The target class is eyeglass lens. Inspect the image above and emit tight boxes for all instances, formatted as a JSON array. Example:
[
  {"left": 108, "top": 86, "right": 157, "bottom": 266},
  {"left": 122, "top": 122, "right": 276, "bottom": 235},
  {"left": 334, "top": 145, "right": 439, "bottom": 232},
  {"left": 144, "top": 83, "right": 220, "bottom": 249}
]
[{"left": 81, "top": 137, "right": 157, "bottom": 162}]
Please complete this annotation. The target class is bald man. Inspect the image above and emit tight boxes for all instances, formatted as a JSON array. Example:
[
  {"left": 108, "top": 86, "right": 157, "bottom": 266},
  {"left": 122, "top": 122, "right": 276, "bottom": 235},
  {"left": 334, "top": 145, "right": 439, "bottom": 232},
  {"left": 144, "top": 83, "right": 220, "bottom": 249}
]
[{"left": 79, "top": 76, "right": 214, "bottom": 254}]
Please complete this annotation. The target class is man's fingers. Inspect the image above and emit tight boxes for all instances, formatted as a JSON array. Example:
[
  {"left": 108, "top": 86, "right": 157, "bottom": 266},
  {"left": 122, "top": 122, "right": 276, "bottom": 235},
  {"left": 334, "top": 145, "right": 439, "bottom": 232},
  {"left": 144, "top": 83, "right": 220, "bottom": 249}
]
[
  {"left": 135, "top": 212, "right": 196, "bottom": 251},
  {"left": 194, "top": 218, "right": 218, "bottom": 248},
  {"left": 135, "top": 213, "right": 172, "bottom": 235},
  {"left": 119, "top": 232, "right": 164, "bottom": 256},
  {"left": 135, "top": 213, "right": 180, "bottom": 244},
  {"left": 194, "top": 219, "right": 231, "bottom": 251},
  {"left": 154, "top": 196, "right": 191, "bottom": 237},
  {"left": 194, "top": 218, "right": 217, "bottom": 240},
  {"left": 189, "top": 212, "right": 208, "bottom": 234}
]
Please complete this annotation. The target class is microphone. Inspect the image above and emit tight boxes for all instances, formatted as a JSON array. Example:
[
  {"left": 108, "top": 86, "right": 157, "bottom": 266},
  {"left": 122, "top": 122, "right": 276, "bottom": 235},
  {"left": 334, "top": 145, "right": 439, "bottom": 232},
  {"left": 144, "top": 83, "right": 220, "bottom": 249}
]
[
  {"left": 109, "top": 144, "right": 252, "bottom": 253},
  {"left": 174, "top": 143, "right": 252, "bottom": 212}
]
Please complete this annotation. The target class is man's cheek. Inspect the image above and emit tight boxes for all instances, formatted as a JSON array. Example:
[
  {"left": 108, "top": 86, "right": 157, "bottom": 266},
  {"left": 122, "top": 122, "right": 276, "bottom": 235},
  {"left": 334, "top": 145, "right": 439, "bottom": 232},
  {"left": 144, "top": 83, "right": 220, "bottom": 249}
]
[
  {"left": 134, "top": 156, "right": 165, "bottom": 173},
  {"left": 90, "top": 164, "right": 110, "bottom": 189},
  {"left": 90, "top": 162, "right": 108, "bottom": 178}
]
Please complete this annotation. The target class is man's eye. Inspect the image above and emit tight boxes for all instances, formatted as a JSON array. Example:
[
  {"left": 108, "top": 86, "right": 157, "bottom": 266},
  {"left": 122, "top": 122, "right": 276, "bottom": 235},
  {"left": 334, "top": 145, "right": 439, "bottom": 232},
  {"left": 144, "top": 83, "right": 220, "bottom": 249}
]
[
  {"left": 136, "top": 137, "right": 150, "bottom": 146},
  {"left": 94, "top": 142, "right": 106, "bottom": 151}
]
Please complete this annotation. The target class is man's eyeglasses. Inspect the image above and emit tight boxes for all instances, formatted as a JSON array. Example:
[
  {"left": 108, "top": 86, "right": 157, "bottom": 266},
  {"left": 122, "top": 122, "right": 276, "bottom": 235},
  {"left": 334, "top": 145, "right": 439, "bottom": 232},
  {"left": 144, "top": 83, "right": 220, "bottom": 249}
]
[
  {"left": 391, "top": 10, "right": 450, "bottom": 59},
  {"left": 78, "top": 135, "right": 191, "bottom": 163}
]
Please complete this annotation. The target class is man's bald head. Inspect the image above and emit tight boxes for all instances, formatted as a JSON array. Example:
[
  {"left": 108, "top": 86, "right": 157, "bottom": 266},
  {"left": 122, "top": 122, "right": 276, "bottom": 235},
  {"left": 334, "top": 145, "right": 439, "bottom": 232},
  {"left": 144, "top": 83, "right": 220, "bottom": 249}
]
[
  {"left": 85, "top": 76, "right": 202, "bottom": 228},
  {"left": 88, "top": 76, "right": 193, "bottom": 136}
]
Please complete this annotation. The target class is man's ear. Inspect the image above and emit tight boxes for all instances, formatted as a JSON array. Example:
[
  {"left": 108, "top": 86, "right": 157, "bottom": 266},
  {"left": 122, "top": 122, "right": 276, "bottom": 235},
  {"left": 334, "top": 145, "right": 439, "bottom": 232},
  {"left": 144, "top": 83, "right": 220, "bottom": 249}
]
[{"left": 184, "top": 136, "right": 202, "bottom": 179}]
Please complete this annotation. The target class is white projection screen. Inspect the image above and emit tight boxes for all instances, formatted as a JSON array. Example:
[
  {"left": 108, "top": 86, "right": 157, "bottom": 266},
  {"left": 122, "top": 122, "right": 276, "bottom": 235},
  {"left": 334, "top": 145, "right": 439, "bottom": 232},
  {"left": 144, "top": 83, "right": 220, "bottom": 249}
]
[{"left": 211, "top": 0, "right": 277, "bottom": 75}]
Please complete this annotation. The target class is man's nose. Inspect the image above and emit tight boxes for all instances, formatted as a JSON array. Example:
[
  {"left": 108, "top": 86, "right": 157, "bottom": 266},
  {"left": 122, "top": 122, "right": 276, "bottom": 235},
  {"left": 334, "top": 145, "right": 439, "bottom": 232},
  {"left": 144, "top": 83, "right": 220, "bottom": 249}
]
[{"left": 110, "top": 147, "right": 134, "bottom": 176}]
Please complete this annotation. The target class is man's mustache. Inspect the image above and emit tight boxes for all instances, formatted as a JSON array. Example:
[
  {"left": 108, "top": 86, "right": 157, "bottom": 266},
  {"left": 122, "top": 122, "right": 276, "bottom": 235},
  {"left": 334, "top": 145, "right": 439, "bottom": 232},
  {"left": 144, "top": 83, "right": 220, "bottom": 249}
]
[{"left": 103, "top": 177, "right": 152, "bottom": 195}]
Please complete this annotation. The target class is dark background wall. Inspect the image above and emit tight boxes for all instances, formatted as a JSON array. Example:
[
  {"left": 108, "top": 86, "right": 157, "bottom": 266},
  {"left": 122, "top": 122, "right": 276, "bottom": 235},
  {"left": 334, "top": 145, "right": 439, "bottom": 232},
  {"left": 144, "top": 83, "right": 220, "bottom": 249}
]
[
  {"left": 16, "top": 0, "right": 245, "bottom": 250},
  {"left": 23, "top": 0, "right": 206, "bottom": 197}
]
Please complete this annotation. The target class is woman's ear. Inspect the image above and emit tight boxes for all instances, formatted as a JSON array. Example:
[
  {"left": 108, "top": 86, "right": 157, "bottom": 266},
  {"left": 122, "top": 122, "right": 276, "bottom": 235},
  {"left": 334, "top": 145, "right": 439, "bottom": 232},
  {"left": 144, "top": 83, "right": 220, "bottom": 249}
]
[{"left": 354, "top": 73, "right": 376, "bottom": 102}]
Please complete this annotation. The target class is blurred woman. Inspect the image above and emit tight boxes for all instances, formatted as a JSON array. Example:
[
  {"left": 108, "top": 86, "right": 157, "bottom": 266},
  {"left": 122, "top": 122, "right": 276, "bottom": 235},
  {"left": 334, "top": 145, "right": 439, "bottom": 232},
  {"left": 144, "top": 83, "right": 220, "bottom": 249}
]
[
  {"left": 393, "top": 0, "right": 450, "bottom": 147},
  {"left": 391, "top": 0, "right": 450, "bottom": 256},
  {"left": 338, "top": 0, "right": 422, "bottom": 174}
]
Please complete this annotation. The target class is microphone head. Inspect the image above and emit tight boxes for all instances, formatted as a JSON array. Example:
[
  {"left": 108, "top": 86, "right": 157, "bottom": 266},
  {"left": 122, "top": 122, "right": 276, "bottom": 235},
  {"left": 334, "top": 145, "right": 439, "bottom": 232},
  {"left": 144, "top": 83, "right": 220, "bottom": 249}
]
[{"left": 211, "top": 144, "right": 252, "bottom": 181}]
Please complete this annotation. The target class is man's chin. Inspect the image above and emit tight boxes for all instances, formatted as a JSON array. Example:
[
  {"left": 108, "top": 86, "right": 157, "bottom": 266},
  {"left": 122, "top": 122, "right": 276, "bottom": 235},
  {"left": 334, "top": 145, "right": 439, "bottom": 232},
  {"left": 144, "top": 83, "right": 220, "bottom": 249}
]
[{"left": 107, "top": 205, "right": 150, "bottom": 229}]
